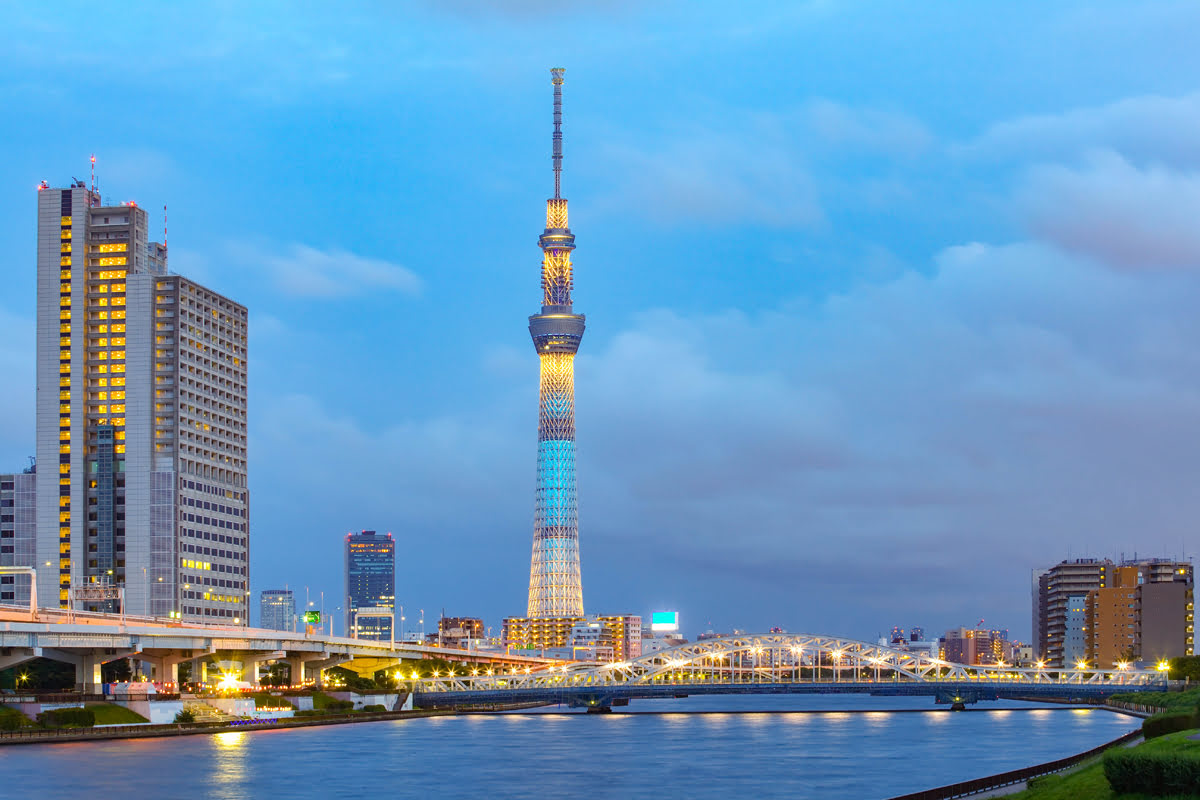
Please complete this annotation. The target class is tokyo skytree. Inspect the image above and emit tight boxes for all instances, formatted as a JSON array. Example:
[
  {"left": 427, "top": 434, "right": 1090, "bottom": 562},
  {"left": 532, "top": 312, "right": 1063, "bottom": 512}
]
[{"left": 526, "top": 68, "right": 586, "bottom": 618}]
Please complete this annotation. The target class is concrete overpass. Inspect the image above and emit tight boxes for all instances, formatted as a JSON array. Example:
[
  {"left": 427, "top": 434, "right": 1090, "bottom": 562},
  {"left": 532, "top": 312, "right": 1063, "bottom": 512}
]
[{"left": 0, "top": 608, "right": 547, "bottom": 691}]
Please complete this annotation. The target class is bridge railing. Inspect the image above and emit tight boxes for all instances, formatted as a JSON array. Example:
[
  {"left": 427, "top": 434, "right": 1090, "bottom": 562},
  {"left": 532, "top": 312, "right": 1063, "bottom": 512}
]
[{"left": 406, "top": 633, "right": 1165, "bottom": 694}]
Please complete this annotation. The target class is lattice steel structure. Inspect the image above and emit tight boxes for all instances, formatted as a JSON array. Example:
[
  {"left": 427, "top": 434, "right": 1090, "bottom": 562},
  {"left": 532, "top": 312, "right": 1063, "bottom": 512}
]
[
  {"left": 526, "top": 68, "right": 587, "bottom": 618},
  {"left": 412, "top": 632, "right": 1166, "bottom": 695}
]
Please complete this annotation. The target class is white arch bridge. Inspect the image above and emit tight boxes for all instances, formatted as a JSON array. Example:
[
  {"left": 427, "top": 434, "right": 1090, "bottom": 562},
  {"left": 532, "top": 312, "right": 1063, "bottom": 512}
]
[{"left": 411, "top": 633, "right": 1166, "bottom": 711}]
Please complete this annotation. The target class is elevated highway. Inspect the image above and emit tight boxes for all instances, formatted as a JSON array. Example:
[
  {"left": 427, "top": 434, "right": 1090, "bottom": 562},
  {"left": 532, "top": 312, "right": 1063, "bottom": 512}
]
[
  {"left": 411, "top": 633, "right": 1167, "bottom": 711},
  {"left": 0, "top": 607, "right": 546, "bottom": 691}
]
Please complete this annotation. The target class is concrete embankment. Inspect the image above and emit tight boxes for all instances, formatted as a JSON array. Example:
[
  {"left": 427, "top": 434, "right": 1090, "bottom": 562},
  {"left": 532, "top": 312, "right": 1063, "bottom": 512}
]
[{"left": 0, "top": 708, "right": 459, "bottom": 746}]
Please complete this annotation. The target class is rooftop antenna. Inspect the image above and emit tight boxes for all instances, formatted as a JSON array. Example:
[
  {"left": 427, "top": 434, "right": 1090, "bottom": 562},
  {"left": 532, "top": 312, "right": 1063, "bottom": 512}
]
[
  {"left": 89, "top": 154, "right": 96, "bottom": 206},
  {"left": 551, "top": 67, "right": 565, "bottom": 199},
  {"left": 163, "top": 204, "right": 168, "bottom": 249}
]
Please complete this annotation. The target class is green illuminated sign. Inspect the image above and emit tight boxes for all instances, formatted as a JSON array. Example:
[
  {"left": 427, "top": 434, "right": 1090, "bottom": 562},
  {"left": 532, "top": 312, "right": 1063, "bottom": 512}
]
[{"left": 304, "top": 611, "right": 321, "bottom": 625}]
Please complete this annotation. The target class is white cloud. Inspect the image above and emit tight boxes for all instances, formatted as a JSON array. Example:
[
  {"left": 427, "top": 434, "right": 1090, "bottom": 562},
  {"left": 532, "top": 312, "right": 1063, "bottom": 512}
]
[
  {"left": 1020, "top": 151, "right": 1200, "bottom": 269},
  {"left": 253, "top": 243, "right": 422, "bottom": 297},
  {"left": 956, "top": 92, "right": 1200, "bottom": 169}
]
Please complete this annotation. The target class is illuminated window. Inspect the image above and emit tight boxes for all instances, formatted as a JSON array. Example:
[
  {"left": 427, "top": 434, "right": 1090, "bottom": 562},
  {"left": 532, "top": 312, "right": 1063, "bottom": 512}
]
[
  {"left": 111, "top": 377, "right": 125, "bottom": 386},
  {"left": 60, "top": 298, "right": 71, "bottom": 307},
  {"left": 111, "top": 364, "right": 125, "bottom": 373},
  {"left": 61, "top": 229, "right": 72, "bottom": 240},
  {"left": 94, "top": 298, "right": 108, "bottom": 307},
  {"left": 59, "top": 337, "right": 70, "bottom": 347},
  {"left": 95, "top": 285, "right": 109, "bottom": 294},
  {"left": 111, "top": 391, "right": 125, "bottom": 400},
  {"left": 95, "top": 243, "right": 128, "bottom": 253},
  {"left": 110, "top": 404, "right": 125, "bottom": 414},
  {"left": 59, "top": 378, "right": 70, "bottom": 388},
  {"left": 114, "top": 431, "right": 125, "bottom": 440},
  {"left": 111, "top": 284, "right": 126, "bottom": 293},
  {"left": 60, "top": 270, "right": 71, "bottom": 280},
  {"left": 111, "top": 350, "right": 125, "bottom": 359},
  {"left": 94, "top": 365, "right": 107, "bottom": 374},
  {"left": 111, "top": 324, "right": 125, "bottom": 333},
  {"left": 59, "top": 403, "right": 70, "bottom": 414},
  {"left": 59, "top": 431, "right": 69, "bottom": 440},
  {"left": 114, "top": 444, "right": 125, "bottom": 454},
  {"left": 60, "top": 310, "right": 71, "bottom": 320},
  {"left": 60, "top": 257, "right": 71, "bottom": 266},
  {"left": 60, "top": 216, "right": 72, "bottom": 226},
  {"left": 95, "top": 338, "right": 109, "bottom": 347},
  {"left": 59, "top": 444, "right": 70, "bottom": 454},
  {"left": 111, "top": 417, "right": 125, "bottom": 426},
  {"left": 95, "top": 352, "right": 108, "bottom": 361},
  {"left": 95, "top": 392, "right": 107, "bottom": 401},
  {"left": 112, "top": 310, "right": 125, "bottom": 319},
  {"left": 97, "top": 256, "right": 127, "bottom": 266}
]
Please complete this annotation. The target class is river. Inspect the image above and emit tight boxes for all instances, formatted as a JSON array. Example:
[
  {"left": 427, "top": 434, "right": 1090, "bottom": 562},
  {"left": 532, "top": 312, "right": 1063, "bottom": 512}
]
[{"left": 1, "top": 695, "right": 1138, "bottom": 798}]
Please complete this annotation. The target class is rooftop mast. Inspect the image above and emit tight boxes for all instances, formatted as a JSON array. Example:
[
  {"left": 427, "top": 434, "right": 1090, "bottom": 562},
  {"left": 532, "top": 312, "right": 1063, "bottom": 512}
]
[{"left": 551, "top": 67, "right": 564, "bottom": 199}]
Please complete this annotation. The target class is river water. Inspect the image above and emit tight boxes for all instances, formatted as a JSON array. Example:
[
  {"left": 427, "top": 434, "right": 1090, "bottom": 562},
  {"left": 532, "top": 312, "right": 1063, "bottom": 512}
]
[{"left": 2, "top": 696, "right": 1137, "bottom": 798}]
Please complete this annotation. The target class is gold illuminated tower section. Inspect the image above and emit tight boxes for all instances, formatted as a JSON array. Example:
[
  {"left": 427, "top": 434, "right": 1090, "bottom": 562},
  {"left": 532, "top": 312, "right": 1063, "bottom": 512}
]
[{"left": 526, "top": 68, "right": 586, "bottom": 618}]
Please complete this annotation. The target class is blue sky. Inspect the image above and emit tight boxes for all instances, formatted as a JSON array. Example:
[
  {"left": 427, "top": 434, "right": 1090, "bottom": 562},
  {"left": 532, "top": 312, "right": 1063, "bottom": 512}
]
[{"left": 2, "top": 1, "right": 1199, "bottom": 641}]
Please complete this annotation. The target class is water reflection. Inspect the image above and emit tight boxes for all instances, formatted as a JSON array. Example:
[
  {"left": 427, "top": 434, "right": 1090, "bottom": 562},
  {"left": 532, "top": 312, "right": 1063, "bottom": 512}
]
[{"left": 212, "top": 731, "right": 247, "bottom": 800}]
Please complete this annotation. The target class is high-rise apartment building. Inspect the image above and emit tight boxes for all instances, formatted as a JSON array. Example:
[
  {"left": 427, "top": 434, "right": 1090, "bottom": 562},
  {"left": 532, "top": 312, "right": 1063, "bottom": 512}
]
[
  {"left": 260, "top": 589, "right": 295, "bottom": 632},
  {"left": 35, "top": 181, "right": 249, "bottom": 622},
  {"left": 1035, "top": 558, "right": 1110, "bottom": 667},
  {"left": 1035, "top": 557, "right": 1194, "bottom": 666},
  {"left": 0, "top": 469, "right": 36, "bottom": 606},
  {"left": 344, "top": 530, "right": 395, "bottom": 640},
  {"left": 502, "top": 614, "right": 642, "bottom": 661},
  {"left": 1086, "top": 562, "right": 1194, "bottom": 666}
]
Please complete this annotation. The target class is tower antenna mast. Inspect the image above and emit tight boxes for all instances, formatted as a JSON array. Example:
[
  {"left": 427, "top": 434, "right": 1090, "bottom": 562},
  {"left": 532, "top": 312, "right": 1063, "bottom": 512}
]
[
  {"left": 89, "top": 154, "right": 97, "bottom": 206},
  {"left": 551, "top": 67, "right": 564, "bottom": 199}
]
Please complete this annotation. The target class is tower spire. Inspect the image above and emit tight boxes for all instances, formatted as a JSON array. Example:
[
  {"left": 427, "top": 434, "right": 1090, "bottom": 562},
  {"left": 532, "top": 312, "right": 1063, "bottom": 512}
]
[
  {"left": 527, "top": 68, "right": 586, "bottom": 619},
  {"left": 551, "top": 67, "right": 564, "bottom": 199}
]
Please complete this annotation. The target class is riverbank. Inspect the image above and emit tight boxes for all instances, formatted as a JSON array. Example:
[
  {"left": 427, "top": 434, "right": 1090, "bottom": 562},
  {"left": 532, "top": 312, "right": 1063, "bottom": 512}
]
[{"left": 0, "top": 707, "right": 459, "bottom": 745}]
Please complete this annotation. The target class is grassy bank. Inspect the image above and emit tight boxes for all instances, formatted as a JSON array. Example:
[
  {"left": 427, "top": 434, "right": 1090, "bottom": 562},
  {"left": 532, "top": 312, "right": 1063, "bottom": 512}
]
[
  {"left": 1006, "top": 730, "right": 1200, "bottom": 799},
  {"left": 1109, "top": 688, "right": 1200, "bottom": 713},
  {"left": 89, "top": 704, "right": 148, "bottom": 725}
]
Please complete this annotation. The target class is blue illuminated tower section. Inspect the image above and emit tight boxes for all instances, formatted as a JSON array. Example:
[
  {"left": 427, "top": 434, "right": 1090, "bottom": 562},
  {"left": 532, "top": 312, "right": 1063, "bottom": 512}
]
[{"left": 527, "top": 68, "right": 586, "bottom": 618}]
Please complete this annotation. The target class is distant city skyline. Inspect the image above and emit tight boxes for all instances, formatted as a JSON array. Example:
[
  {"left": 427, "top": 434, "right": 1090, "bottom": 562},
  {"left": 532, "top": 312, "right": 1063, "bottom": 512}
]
[{"left": 1, "top": 2, "right": 1199, "bottom": 641}]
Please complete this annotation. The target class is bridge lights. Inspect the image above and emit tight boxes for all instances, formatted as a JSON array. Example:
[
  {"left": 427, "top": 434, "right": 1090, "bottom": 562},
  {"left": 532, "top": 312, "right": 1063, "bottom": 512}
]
[
  {"left": 1116, "top": 661, "right": 1129, "bottom": 670},
  {"left": 1075, "top": 660, "right": 1088, "bottom": 671}
]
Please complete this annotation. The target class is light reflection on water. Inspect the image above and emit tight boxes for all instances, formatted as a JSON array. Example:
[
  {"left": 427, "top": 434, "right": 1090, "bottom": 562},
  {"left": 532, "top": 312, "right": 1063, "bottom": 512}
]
[{"left": 0, "top": 695, "right": 1139, "bottom": 800}]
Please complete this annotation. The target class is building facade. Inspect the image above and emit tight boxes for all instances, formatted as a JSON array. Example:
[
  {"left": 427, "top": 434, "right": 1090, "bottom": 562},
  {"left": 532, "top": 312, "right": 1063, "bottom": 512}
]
[
  {"left": 526, "top": 69, "right": 587, "bottom": 619},
  {"left": 503, "top": 614, "right": 642, "bottom": 661},
  {"left": 1035, "top": 558, "right": 1111, "bottom": 667},
  {"left": 1086, "top": 561, "right": 1194, "bottom": 666},
  {"left": 344, "top": 530, "right": 395, "bottom": 641},
  {"left": 438, "top": 617, "right": 484, "bottom": 648},
  {"left": 35, "top": 182, "right": 249, "bottom": 622},
  {"left": 940, "top": 627, "right": 1012, "bottom": 666},
  {"left": 260, "top": 589, "right": 295, "bottom": 632},
  {"left": 0, "top": 470, "right": 36, "bottom": 606}
]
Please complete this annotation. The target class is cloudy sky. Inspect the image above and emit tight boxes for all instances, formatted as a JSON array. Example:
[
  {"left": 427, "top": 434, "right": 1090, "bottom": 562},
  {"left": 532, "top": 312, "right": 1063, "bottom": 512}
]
[{"left": 1, "top": 1, "right": 1198, "bottom": 641}]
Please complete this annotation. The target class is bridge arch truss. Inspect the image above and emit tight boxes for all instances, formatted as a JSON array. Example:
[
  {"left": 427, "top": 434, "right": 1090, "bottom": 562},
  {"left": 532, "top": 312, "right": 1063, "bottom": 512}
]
[{"left": 414, "top": 633, "right": 1162, "bottom": 693}]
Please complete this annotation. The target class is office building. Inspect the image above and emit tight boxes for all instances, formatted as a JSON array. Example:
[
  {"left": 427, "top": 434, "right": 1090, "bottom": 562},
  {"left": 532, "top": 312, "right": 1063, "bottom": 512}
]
[
  {"left": 344, "top": 530, "right": 395, "bottom": 641},
  {"left": 260, "top": 589, "right": 295, "bottom": 632},
  {"left": 0, "top": 469, "right": 36, "bottom": 606},
  {"left": 35, "top": 181, "right": 249, "bottom": 621},
  {"left": 1086, "top": 561, "right": 1194, "bottom": 666},
  {"left": 526, "top": 69, "right": 587, "bottom": 618}
]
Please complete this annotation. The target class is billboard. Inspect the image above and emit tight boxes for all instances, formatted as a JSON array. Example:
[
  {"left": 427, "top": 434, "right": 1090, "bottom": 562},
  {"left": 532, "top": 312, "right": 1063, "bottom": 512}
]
[{"left": 651, "top": 611, "right": 679, "bottom": 632}]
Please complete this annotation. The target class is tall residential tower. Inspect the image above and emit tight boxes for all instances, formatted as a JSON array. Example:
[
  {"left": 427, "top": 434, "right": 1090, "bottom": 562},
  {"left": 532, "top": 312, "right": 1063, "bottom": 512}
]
[
  {"left": 526, "top": 68, "right": 586, "bottom": 618},
  {"left": 35, "top": 180, "right": 249, "bottom": 622}
]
